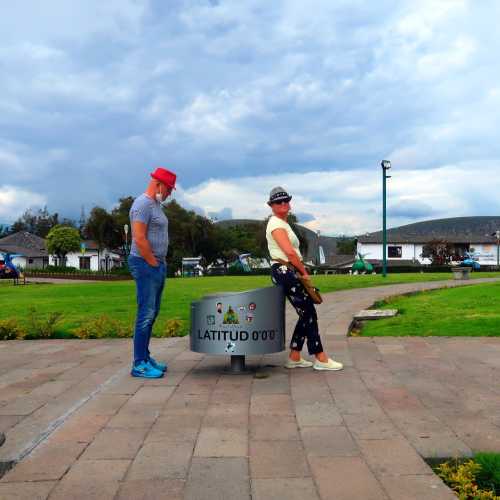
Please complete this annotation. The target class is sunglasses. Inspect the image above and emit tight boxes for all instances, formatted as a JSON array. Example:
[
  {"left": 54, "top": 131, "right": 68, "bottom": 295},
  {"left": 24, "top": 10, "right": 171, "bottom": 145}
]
[{"left": 272, "top": 200, "right": 290, "bottom": 205}]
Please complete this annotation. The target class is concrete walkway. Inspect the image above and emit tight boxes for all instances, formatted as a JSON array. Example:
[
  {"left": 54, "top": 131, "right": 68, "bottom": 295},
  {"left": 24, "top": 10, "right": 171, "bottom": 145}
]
[{"left": 1, "top": 278, "right": 500, "bottom": 499}]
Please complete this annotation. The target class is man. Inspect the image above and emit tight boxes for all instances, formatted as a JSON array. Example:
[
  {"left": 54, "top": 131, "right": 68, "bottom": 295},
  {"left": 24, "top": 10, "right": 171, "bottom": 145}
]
[{"left": 128, "top": 167, "right": 176, "bottom": 378}]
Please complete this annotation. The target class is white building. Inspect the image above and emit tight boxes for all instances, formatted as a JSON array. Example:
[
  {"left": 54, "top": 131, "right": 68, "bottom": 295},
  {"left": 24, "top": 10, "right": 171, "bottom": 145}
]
[
  {"left": 357, "top": 216, "right": 500, "bottom": 267},
  {"left": 0, "top": 231, "right": 122, "bottom": 272},
  {"left": 49, "top": 240, "right": 122, "bottom": 271},
  {"left": 0, "top": 232, "right": 49, "bottom": 269}
]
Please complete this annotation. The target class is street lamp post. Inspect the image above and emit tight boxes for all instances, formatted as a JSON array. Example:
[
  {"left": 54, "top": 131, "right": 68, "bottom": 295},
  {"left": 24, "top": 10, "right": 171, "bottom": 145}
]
[
  {"left": 381, "top": 160, "right": 392, "bottom": 278},
  {"left": 316, "top": 230, "right": 321, "bottom": 267},
  {"left": 495, "top": 230, "right": 500, "bottom": 268},
  {"left": 124, "top": 224, "right": 129, "bottom": 256}
]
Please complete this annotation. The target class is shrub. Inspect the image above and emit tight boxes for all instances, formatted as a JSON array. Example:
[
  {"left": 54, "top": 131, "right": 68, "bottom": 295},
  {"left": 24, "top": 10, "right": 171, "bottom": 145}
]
[
  {"left": 0, "top": 319, "right": 26, "bottom": 340},
  {"left": 73, "top": 315, "right": 132, "bottom": 339},
  {"left": 475, "top": 453, "right": 500, "bottom": 495},
  {"left": 108, "top": 267, "right": 131, "bottom": 276},
  {"left": 155, "top": 318, "right": 184, "bottom": 338},
  {"left": 26, "top": 307, "right": 63, "bottom": 339},
  {"left": 436, "top": 458, "right": 499, "bottom": 499}
]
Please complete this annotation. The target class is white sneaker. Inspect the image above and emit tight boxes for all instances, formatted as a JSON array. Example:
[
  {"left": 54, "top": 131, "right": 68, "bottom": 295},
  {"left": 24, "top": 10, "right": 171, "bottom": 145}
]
[
  {"left": 313, "top": 358, "right": 344, "bottom": 371},
  {"left": 285, "top": 357, "right": 314, "bottom": 369}
]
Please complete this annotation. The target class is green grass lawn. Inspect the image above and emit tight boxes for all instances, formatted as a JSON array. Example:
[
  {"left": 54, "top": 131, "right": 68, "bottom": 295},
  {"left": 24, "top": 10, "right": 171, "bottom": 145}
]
[
  {"left": 1, "top": 272, "right": 499, "bottom": 337},
  {"left": 360, "top": 281, "right": 500, "bottom": 336}
]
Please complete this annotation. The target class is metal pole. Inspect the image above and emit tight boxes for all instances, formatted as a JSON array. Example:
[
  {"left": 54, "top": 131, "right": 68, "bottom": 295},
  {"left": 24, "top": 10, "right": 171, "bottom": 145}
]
[
  {"left": 382, "top": 168, "right": 387, "bottom": 278},
  {"left": 317, "top": 230, "right": 321, "bottom": 267},
  {"left": 497, "top": 234, "right": 499, "bottom": 268},
  {"left": 230, "top": 355, "right": 246, "bottom": 373},
  {"left": 124, "top": 224, "right": 129, "bottom": 256}
]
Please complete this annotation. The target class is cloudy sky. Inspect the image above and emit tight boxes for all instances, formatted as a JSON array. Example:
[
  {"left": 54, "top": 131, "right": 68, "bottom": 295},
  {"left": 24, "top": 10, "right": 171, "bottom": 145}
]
[{"left": 1, "top": 0, "right": 499, "bottom": 235}]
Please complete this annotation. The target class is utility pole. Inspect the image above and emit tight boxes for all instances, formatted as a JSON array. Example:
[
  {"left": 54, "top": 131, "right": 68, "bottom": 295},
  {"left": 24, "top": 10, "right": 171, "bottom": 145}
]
[
  {"left": 124, "top": 224, "right": 129, "bottom": 256},
  {"left": 495, "top": 230, "right": 500, "bottom": 268},
  {"left": 381, "top": 160, "right": 391, "bottom": 277}
]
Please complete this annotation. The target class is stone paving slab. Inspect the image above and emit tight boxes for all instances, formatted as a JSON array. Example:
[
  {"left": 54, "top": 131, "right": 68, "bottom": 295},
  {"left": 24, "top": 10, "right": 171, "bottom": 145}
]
[{"left": 0, "top": 278, "right": 499, "bottom": 498}]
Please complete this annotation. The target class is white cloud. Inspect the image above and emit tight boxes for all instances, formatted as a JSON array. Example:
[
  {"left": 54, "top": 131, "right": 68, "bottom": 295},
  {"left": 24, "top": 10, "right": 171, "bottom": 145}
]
[
  {"left": 163, "top": 88, "right": 271, "bottom": 143},
  {"left": 0, "top": 150, "right": 21, "bottom": 168},
  {"left": 415, "top": 36, "right": 476, "bottom": 80},
  {"left": 0, "top": 42, "right": 65, "bottom": 62},
  {"left": 181, "top": 162, "right": 500, "bottom": 235},
  {"left": 0, "top": 185, "right": 47, "bottom": 221},
  {"left": 0, "top": 1, "right": 147, "bottom": 44},
  {"left": 32, "top": 72, "right": 135, "bottom": 105},
  {"left": 1, "top": 0, "right": 500, "bottom": 227}
]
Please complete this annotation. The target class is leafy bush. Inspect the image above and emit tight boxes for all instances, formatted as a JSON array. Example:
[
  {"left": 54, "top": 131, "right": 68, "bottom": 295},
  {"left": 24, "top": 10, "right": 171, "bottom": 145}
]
[
  {"left": 0, "top": 319, "right": 26, "bottom": 340},
  {"left": 108, "top": 267, "right": 131, "bottom": 276},
  {"left": 436, "top": 458, "right": 499, "bottom": 499},
  {"left": 73, "top": 315, "right": 132, "bottom": 339},
  {"left": 26, "top": 307, "right": 63, "bottom": 339},
  {"left": 155, "top": 318, "right": 184, "bottom": 338},
  {"left": 475, "top": 453, "right": 500, "bottom": 495}
]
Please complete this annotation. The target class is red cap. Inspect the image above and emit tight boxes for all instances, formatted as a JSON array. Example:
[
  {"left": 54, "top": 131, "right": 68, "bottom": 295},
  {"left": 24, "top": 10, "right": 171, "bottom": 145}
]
[{"left": 150, "top": 167, "right": 177, "bottom": 189}]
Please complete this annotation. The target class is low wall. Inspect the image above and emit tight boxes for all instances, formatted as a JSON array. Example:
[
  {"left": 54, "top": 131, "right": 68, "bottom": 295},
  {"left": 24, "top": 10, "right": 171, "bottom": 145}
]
[{"left": 25, "top": 272, "right": 132, "bottom": 281}]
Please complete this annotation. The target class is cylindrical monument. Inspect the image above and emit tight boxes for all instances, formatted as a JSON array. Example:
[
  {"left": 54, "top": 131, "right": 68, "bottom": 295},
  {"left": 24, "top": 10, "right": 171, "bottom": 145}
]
[{"left": 190, "top": 286, "right": 285, "bottom": 372}]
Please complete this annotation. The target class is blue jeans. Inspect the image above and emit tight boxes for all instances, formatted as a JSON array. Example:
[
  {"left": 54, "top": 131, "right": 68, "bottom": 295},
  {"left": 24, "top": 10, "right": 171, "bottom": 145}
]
[{"left": 128, "top": 255, "right": 167, "bottom": 364}]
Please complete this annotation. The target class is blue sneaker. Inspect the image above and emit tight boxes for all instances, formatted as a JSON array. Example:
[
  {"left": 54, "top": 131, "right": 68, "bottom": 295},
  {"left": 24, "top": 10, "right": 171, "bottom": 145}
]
[
  {"left": 131, "top": 360, "right": 164, "bottom": 378},
  {"left": 148, "top": 356, "right": 167, "bottom": 372}
]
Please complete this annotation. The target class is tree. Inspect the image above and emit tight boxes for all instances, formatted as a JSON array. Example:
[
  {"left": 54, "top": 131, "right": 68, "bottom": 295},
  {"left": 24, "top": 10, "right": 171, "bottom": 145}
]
[
  {"left": 84, "top": 207, "right": 118, "bottom": 251},
  {"left": 336, "top": 237, "right": 357, "bottom": 255},
  {"left": 422, "top": 239, "right": 454, "bottom": 266},
  {"left": 10, "top": 207, "right": 61, "bottom": 237},
  {"left": 111, "top": 197, "right": 136, "bottom": 254},
  {"left": 46, "top": 226, "right": 81, "bottom": 267},
  {"left": 162, "top": 200, "right": 222, "bottom": 272}
]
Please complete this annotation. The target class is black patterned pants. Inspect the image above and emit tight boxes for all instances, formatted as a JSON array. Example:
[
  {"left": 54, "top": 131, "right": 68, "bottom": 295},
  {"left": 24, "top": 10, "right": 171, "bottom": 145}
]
[{"left": 271, "top": 263, "right": 324, "bottom": 355}]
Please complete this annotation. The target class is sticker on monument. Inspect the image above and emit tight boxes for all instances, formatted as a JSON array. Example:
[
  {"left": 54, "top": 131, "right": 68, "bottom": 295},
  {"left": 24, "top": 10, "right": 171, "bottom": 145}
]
[
  {"left": 248, "top": 302, "right": 256, "bottom": 311},
  {"left": 207, "top": 315, "right": 215, "bottom": 325},
  {"left": 223, "top": 305, "right": 239, "bottom": 324},
  {"left": 225, "top": 341, "right": 236, "bottom": 353},
  {"left": 216, "top": 302, "right": 223, "bottom": 314},
  {"left": 238, "top": 305, "right": 246, "bottom": 312},
  {"left": 246, "top": 314, "right": 253, "bottom": 323}
]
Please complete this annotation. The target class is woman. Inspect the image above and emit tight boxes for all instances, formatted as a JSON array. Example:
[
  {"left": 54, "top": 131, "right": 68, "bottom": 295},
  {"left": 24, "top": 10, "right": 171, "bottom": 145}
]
[{"left": 266, "top": 186, "right": 343, "bottom": 371}]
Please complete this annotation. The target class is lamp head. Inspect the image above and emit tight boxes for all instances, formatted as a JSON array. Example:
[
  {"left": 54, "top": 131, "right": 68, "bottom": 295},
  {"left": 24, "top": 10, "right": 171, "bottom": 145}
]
[{"left": 381, "top": 160, "right": 391, "bottom": 170}]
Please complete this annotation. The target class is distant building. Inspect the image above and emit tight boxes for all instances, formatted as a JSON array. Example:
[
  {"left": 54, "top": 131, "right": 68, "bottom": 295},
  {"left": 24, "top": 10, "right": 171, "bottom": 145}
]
[
  {"left": 0, "top": 232, "right": 49, "bottom": 269},
  {"left": 0, "top": 231, "right": 121, "bottom": 271},
  {"left": 357, "top": 216, "right": 500, "bottom": 266},
  {"left": 49, "top": 240, "right": 121, "bottom": 272}
]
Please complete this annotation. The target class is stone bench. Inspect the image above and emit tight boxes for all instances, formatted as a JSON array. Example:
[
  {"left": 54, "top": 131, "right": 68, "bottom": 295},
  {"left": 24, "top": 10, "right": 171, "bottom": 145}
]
[{"left": 451, "top": 266, "right": 472, "bottom": 280}]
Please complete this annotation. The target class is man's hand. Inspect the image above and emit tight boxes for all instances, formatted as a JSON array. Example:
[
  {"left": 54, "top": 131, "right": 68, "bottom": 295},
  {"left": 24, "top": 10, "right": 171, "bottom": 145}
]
[{"left": 132, "top": 221, "right": 158, "bottom": 265}]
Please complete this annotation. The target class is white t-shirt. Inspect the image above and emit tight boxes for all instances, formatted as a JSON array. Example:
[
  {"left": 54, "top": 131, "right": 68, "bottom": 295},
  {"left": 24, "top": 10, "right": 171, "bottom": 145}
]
[{"left": 266, "top": 215, "right": 303, "bottom": 262}]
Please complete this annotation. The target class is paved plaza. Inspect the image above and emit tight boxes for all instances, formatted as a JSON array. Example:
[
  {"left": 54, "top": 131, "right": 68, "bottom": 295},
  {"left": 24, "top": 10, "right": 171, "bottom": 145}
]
[{"left": 1, "top": 278, "right": 500, "bottom": 499}]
